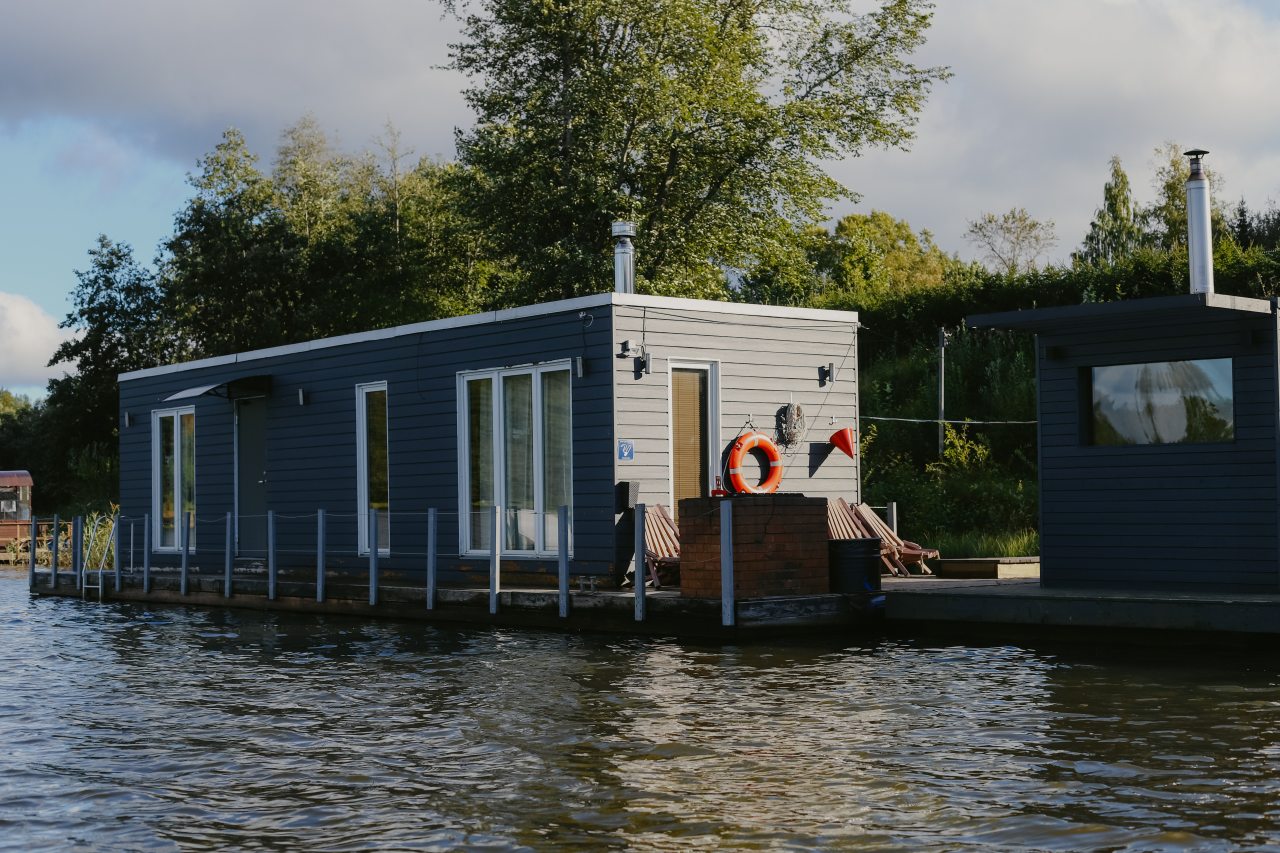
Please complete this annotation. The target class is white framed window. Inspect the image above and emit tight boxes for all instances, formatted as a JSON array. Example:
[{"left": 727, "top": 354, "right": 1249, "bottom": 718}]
[
  {"left": 152, "top": 406, "right": 196, "bottom": 551},
  {"left": 457, "top": 361, "right": 573, "bottom": 556},
  {"left": 356, "top": 381, "right": 390, "bottom": 555}
]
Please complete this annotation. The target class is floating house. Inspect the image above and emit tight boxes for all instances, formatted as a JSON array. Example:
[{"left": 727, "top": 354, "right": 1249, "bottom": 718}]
[
  {"left": 0, "top": 470, "right": 33, "bottom": 545},
  {"left": 118, "top": 263, "right": 860, "bottom": 586},
  {"left": 970, "top": 150, "right": 1280, "bottom": 593}
]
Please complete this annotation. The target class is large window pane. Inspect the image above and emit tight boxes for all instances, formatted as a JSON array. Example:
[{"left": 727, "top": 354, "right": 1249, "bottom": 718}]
[
  {"left": 503, "top": 373, "right": 535, "bottom": 551},
  {"left": 468, "top": 377, "right": 494, "bottom": 550},
  {"left": 541, "top": 370, "right": 571, "bottom": 550},
  {"left": 180, "top": 412, "right": 196, "bottom": 547},
  {"left": 1091, "top": 358, "right": 1234, "bottom": 446},
  {"left": 159, "top": 414, "right": 176, "bottom": 548},
  {"left": 364, "top": 389, "right": 390, "bottom": 547}
]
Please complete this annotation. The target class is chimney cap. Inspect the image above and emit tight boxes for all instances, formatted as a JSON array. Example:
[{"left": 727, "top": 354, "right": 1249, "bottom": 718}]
[
  {"left": 1184, "top": 148, "right": 1210, "bottom": 158},
  {"left": 612, "top": 220, "right": 636, "bottom": 238}
]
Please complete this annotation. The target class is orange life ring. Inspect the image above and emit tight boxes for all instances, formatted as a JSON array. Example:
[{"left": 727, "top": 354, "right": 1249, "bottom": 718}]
[{"left": 726, "top": 431, "right": 784, "bottom": 494}]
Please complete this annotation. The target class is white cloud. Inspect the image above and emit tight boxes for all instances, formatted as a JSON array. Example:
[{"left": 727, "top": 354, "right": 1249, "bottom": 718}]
[
  {"left": 828, "top": 0, "right": 1280, "bottom": 261},
  {"left": 0, "top": 292, "right": 73, "bottom": 392}
]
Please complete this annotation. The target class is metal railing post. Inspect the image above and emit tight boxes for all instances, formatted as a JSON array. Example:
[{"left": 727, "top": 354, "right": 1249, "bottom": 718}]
[
  {"left": 73, "top": 516, "right": 84, "bottom": 590},
  {"left": 267, "top": 510, "right": 277, "bottom": 601},
  {"left": 369, "top": 508, "right": 379, "bottom": 606},
  {"left": 634, "top": 503, "right": 646, "bottom": 622},
  {"left": 720, "top": 499, "right": 735, "bottom": 627},
  {"left": 27, "top": 516, "right": 37, "bottom": 589},
  {"left": 50, "top": 514, "right": 60, "bottom": 589},
  {"left": 557, "top": 506, "right": 569, "bottom": 619},
  {"left": 426, "top": 508, "right": 437, "bottom": 610},
  {"left": 887, "top": 501, "right": 899, "bottom": 536},
  {"left": 112, "top": 513, "right": 121, "bottom": 592},
  {"left": 316, "top": 509, "right": 326, "bottom": 604},
  {"left": 129, "top": 522, "right": 135, "bottom": 571},
  {"left": 180, "top": 511, "right": 191, "bottom": 596},
  {"left": 223, "top": 512, "right": 233, "bottom": 598},
  {"left": 489, "top": 505, "right": 501, "bottom": 615},
  {"left": 142, "top": 514, "right": 150, "bottom": 593}
]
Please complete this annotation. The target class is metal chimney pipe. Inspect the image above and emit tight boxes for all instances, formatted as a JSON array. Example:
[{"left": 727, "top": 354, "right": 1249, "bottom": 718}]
[
  {"left": 1185, "top": 149, "right": 1214, "bottom": 295},
  {"left": 612, "top": 221, "right": 636, "bottom": 294}
]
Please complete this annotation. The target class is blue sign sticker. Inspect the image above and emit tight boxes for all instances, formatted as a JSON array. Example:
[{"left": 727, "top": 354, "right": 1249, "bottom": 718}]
[{"left": 617, "top": 439, "right": 635, "bottom": 461}]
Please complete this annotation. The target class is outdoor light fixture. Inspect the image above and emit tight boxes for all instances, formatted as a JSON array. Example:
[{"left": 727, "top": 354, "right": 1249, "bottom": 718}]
[
  {"left": 298, "top": 389, "right": 307, "bottom": 406},
  {"left": 819, "top": 362, "right": 836, "bottom": 384}
]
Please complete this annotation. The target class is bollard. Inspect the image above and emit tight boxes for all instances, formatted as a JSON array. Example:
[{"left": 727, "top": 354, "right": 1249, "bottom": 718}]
[
  {"left": 369, "top": 508, "right": 379, "bottom": 606},
  {"left": 50, "top": 514, "right": 60, "bottom": 589},
  {"left": 557, "top": 506, "right": 569, "bottom": 619},
  {"left": 634, "top": 503, "right": 646, "bottom": 622},
  {"left": 223, "top": 512, "right": 233, "bottom": 598},
  {"left": 316, "top": 509, "right": 326, "bottom": 604},
  {"left": 489, "top": 505, "right": 501, "bottom": 615},
  {"left": 180, "top": 511, "right": 191, "bottom": 596},
  {"left": 27, "top": 516, "right": 37, "bottom": 589},
  {"left": 142, "top": 514, "right": 151, "bottom": 593},
  {"left": 720, "top": 499, "right": 735, "bottom": 627},
  {"left": 267, "top": 510, "right": 277, "bottom": 601},
  {"left": 426, "top": 508, "right": 437, "bottom": 610},
  {"left": 112, "top": 513, "right": 121, "bottom": 593}
]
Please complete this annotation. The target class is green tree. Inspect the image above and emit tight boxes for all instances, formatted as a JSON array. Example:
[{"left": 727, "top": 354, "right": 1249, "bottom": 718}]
[
  {"left": 1075, "top": 156, "right": 1142, "bottom": 266},
  {"left": 166, "top": 128, "right": 301, "bottom": 356},
  {"left": 965, "top": 208, "right": 1057, "bottom": 276},
  {"left": 1141, "top": 141, "right": 1226, "bottom": 250},
  {"left": 0, "top": 389, "right": 30, "bottom": 418},
  {"left": 451, "top": 0, "right": 949, "bottom": 303}
]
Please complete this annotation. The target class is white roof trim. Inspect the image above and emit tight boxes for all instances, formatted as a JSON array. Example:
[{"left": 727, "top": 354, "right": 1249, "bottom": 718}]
[{"left": 119, "top": 293, "right": 859, "bottom": 382}]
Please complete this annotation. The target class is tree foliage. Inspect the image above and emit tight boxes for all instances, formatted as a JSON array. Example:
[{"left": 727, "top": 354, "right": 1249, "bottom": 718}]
[
  {"left": 964, "top": 207, "right": 1058, "bottom": 276},
  {"left": 451, "top": 0, "right": 949, "bottom": 303},
  {"left": 1075, "top": 156, "right": 1142, "bottom": 266}
]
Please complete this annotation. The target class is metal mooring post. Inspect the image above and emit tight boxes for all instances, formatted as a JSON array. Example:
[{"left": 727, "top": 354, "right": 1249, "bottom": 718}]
[
  {"left": 634, "top": 503, "right": 647, "bottom": 622},
  {"left": 27, "top": 516, "right": 37, "bottom": 589},
  {"left": 180, "top": 512, "right": 191, "bottom": 596},
  {"left": 426, "top": 507, "right": 437, "bottom": 611},
  {"left": 369, "top": 508, "right": 379, "bottom": 606},
  {"left": 316, "top": 509, "right": 326, "bottom": 604},
  {"left": 267, "top": 510, "right": 278, "bottom": 601},
  {"left": 50, "top": 514, "right": 60, "bottom": 589},
  {"left": 72, "top": 516, "right": 83, "bottom": 590},
  {"left": 142, "top": 514, "right": 150, "bottom": 593},
  {"left": 112, "top": 514, "right": 121, "bottom": 593},
  {"left": 720, "top": 499, "right": 735, "bottom": 628},
  {"left": 489, "top": 505, "right": 501, "bottom": 615},
  {"left": 223, "top": 512, "right": 233, "bottom": 598},
  {"left": 557, "top": 506, "right": 569, "bottom": 619}
]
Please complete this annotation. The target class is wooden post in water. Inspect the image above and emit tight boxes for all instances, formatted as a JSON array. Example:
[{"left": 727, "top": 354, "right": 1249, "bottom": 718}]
[
  {"left": 180, "top": 511, "right": 191, "bottom": 596},
  {"left": 634, "top": 503, "right": 646, "bottom": 622},
  {"left": 426, "top": 508, "right": 437, "bottom": 610},
  {"left": 50, "top": 514, "right": 60, "bottom": 589},
  {"left": 267, "top": 510, "right": 277, "bottom": 601},
  {"left": 557, "top": 506, "right": 569, "bottom": 619},
  {"left": 142, "top": 514, "right": 150, "bottom": 593},
  {"left": 316, "top": 509, "right": 326, "bottom": 604},
  {"left": 489, "top": 505, "right": 501, "bottom": 615},
  {"left": 720, "top": 499, "right": 735, "bottom": 627},
  {"left": 369, "top": 508, "right": 379, "bottom": 606},
  {"left": 223, "top": 512, "right": 233, "bottom": 598}
]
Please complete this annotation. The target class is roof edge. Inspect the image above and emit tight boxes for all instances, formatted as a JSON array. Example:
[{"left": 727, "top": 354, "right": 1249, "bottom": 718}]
[
  {"left": 119, "top": 293, "right": 859, "bottom": 382},
  {"left": 968, "top": 292, "right": 1275, "bottom": 333}
]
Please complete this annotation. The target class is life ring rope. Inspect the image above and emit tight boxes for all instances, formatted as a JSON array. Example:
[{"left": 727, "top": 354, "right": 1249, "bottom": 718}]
[{"left": 725, "top": 431, "right": 784, "bottom": 494}]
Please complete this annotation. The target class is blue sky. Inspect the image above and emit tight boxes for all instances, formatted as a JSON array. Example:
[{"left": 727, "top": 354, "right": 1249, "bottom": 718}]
[{"left": 2, "top": 0, "right": 1280, "bottom": 399}]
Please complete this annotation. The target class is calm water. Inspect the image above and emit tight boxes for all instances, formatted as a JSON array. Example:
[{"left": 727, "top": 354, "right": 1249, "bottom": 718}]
[{"left": 3, "top": 570, "right": 1280, "bottom": 851}]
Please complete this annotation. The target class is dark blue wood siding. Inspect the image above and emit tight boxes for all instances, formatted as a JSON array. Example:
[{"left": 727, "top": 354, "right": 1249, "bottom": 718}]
[
  {"left": 1036, "top": 312, "right": 1279, "bottom": 592},
  {"left": 119, "top": 304, "right": 615, "bottom": 583}
]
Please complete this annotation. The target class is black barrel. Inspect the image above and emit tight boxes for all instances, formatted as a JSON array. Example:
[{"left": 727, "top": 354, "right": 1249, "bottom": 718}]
[{"left": 828, "top": 537, "right": 882, "bottom": 593}]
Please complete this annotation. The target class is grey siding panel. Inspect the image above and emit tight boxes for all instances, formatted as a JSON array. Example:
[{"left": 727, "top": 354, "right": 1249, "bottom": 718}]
[
  {"left": 1035, "top": 312, "right": 1279, "bottom": 592},
  {"left": 120, "top": 307, "right": 617, "bottom": 579},
  {"left": 612, "top": 304, "right": 860, "bottom": 510}
]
